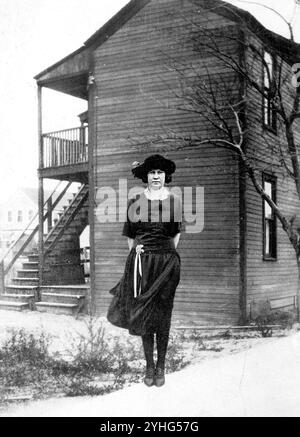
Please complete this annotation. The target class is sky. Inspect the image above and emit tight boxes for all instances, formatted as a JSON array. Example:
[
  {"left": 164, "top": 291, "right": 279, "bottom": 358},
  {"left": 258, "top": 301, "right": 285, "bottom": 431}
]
[{"left": 0, "top": 0, "right": 300, "bottom": 202}]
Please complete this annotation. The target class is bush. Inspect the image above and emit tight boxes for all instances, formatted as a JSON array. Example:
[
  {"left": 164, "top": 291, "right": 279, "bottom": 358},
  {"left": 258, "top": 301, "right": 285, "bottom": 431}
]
[
  {"left": 0, "top": 322, "right": 197, "bottom": 401},
  {"left": 253, "top": 309, "right": 297, "bottom": 337},
  {"left": 68, "top": 317, "right": 115, "bottom": 374},
  {"left": 0, "top": 329, "right": 52, "bottom": 387},
  {"left": 0, "top": 329, "right": 50, "bottom": 365},
  {"left": 166, "top": 332, "right": 191, "bottom": 373},
  {"left": 64, "top": 379, "right": 122, "bottom": 397}
]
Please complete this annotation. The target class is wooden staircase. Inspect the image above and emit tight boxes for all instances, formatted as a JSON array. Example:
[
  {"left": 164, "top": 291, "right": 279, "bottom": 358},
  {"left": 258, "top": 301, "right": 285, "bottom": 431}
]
[
  {"left": 0, "top": 183, "right": 89, "bottom": 315},
  {"left": 36, "top": 285, "right": 88, "bottom": 316},
  {"left": 0, "top": 253, "right": 39, "bottom": 312}
]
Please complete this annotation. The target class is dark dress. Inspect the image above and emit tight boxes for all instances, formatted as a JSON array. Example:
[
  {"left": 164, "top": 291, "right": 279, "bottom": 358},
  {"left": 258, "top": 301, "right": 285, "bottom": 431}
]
[{"left": 107, "top": 192, "right": 182, "bottom": 336}]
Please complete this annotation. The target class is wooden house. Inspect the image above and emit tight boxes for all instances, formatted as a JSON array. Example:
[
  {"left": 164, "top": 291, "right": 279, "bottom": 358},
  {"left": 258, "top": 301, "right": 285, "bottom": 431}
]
[
  {"left": 1, "top": 0, "right": 300, "bottom": 325},
  {"left": 0, "top": 188, "right": 38, "bottom": 257}
]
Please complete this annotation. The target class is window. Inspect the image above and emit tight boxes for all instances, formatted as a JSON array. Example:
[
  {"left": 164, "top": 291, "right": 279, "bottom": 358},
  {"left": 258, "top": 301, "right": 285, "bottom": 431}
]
[
  {"left": 28, "top": 210, "right": 34, "bottom": 221},
  {"left": 7, "top": 211, "right": 12, "bottom": 222},
  {"left": 263, "top": 174, "right": 277, "bottom": 260},
  {"left": 17, "top": 211, "right": 23, "bottom": 223},
  {"left": 263, "top": 50, "right": 277, "bottom": 131}
]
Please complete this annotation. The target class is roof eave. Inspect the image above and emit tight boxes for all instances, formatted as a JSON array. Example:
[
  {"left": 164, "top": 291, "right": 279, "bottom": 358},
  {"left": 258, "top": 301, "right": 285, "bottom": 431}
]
[
  {"left": 34, "top": 46, "right": 87, "bottom": 82},
  {"left": 34, "top": 0, "right": 152, "bottom": 82}
]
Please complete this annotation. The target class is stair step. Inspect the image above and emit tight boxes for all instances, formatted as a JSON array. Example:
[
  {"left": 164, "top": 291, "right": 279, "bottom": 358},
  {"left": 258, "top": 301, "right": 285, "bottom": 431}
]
[
  {"left": 6, "top": 285, "right": 38, "bottom": 293},
  {"left": 12, "top": 278, "right": 39, "bottom": 286},
  {"left": 35, "top": 302, "right": 79, "bottom": 316},
  {"left": 5, "top": 286, "right": 39, "bottom": 300},
  {"left": 40, "top": 285, "right": 89, "bottom": 296},
  {"left": 27, "top": 255, "right": 39, "bottom": 263},
  {"left": 0, "top": 301, "right": 30, "bottom": 312},
  {"left": 45, "top": 237, "right": 76, "bottom": 246},
  {"left": 17, "top": 270, "right": 39, "bottom": 279},
  {"left": 48, "top": 224, "right": 79, "bottom": 234},
  {"left": 23, "top": 250, "right": 38, "bottom": 255},
  {"left": 0, "top": 294, "right": 35, "bottom": 303},
  {"left": 22, "top": 262, "right": 39, "bottom": 270},
  {"left": 41, "top": 293, "right": 85, "bottom": 305}
]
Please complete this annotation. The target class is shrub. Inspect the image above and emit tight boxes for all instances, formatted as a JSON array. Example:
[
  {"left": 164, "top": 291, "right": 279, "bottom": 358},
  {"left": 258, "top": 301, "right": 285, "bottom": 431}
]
[
  {"left": 0, "top": 329, "right": 52, "bottom": 387},
  {"left": 64, "top": 379, "right": 119, "bottom": 397},
  {"left": 0, "top": 329, "right": 50, "bottom": 365},
  {"left": 166, "top": 332, "right": 191, "bottom": 373},
  {"left": 68, "top": 317, "right": 115, "bottom": 374},
  {"left": 253, "top": 309, "right": 297, "bottom": 337}
]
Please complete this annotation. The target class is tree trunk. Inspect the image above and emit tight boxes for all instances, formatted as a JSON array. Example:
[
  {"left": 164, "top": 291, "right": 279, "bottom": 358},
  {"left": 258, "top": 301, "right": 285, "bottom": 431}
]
[{"left": 297, "top": 258, "right": 300, "bottom": 323}]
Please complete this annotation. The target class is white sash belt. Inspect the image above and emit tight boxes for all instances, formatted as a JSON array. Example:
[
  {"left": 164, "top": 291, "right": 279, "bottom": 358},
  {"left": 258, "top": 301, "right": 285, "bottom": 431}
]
[{"left": 134, "top": 245, "right": 144, "bottom": 298}]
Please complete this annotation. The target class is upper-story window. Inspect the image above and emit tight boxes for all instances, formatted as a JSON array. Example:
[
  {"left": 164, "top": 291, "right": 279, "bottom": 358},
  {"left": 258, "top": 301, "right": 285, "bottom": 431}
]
[
  {"left": 263, "top": 50, "right": 277, "bottom": 132},
  {"left": 28, "top": 210, "right": 34, "bottom": 221},
  {"left": 7, "top": 211, "right": 12, "bottom": 223},
  {"left": 17, "top": 211, "right": 23, "bottom": 223},
  {"left": 263, "top": 174, "right": 277, "bottom": 260}
]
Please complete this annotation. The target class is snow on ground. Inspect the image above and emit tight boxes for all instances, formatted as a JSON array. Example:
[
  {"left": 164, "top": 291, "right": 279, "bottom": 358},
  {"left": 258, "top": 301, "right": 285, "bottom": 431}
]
[
  {"left": 0, "top": 309, "right": 278, "bottom": 359},
  {"left": 0, "top": 310, "right": 299, "bottom": 416},
  {"left": 0, "top": 310, "right": 123, "bottom": 358},
  {"left": 1, "top": 330, "right": 300, "bottom": 417}
]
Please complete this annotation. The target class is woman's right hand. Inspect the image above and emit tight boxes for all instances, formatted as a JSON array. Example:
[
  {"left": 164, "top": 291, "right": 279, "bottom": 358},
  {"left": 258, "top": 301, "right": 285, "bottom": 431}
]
[{"left": 127, "top": 238, "right": 134, "bottom": 251}]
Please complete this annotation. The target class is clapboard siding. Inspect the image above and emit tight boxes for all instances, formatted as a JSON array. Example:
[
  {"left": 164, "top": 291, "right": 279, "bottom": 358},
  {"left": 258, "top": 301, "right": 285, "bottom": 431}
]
[
  {"left": 92, "top": 0, "right": 242, "bottom": 325},
  {"left": 244, "top": 33, "right": 300, "bottom": 314}
]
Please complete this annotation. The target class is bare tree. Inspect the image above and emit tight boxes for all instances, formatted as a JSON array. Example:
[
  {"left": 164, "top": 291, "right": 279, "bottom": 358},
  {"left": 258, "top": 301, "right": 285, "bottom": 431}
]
[{"left": 158, "top": 0, "right": 300, "bottom": 319}]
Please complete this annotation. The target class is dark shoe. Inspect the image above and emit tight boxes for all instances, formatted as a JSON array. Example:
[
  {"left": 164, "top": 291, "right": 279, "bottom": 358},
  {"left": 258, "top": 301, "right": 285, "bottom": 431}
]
[
  {"left": 144, "top": 367, "right": 155, "bottom": 387},
  {"left": 155, "top": 367, "right": 165, "bottom": 387}
]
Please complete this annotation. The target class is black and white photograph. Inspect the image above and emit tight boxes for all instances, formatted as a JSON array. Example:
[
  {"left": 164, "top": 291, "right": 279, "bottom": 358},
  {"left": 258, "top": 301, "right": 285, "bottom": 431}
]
[{"left": 0, "top": 0, "right": 300, "bottom": 419}]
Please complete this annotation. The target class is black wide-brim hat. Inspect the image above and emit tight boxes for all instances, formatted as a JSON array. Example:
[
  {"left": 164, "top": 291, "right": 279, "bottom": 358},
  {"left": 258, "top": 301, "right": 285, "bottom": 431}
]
[{"left": 132, "top": 154, "right": 176, "bottom": 180}]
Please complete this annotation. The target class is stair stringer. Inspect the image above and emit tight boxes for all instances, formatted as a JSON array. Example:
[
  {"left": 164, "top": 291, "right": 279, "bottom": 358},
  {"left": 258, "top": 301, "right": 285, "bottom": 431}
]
[{"left": 42, "top": 196, "right": 89, "bottom": 286}]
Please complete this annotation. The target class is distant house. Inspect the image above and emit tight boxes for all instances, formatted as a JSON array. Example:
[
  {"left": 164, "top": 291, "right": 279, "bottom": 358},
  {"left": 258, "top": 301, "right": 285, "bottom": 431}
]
[
  {"left": 0, "top": 188, "right": 38, "bottom": 257},
  {"left": 1, "top": 0, "right": 300, "bottom": 323}
]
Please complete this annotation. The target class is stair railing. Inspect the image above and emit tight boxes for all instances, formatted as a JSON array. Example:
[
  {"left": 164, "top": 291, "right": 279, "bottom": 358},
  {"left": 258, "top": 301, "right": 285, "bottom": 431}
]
[
  {"left": 44, "top": 184, "right": 87, "bottom": 245},
  {"left": 0, "top": 181, "right": 73, "bottom": 280},
  {"left": 44, "top": 185, "right": 88, "bottom": 255},
  {"left": 0, "top": 261, "right": 4, "bottom": 295}
]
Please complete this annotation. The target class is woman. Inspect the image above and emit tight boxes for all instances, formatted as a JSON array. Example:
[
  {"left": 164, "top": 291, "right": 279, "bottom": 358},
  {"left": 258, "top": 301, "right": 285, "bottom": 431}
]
[{"left": 107, "top": 154, "right": 182, "bottom": 387}]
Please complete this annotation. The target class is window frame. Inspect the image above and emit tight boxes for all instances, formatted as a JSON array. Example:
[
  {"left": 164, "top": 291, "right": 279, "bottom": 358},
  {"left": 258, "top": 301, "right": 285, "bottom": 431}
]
[
  {"left": 262, "top": 49, "right": 277, "bottom": 134},
  {"left": 17, "top": 210, "right": 23, "bottom": 223},
  {"left": 262, "top": 173, "right": 277, "bottom": 261}
]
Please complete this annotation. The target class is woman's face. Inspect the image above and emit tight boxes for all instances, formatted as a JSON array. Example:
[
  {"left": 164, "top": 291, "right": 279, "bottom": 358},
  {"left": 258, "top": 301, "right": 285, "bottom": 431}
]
[{"left": 147, "top": 169, "right": 165, "bottom": 190}]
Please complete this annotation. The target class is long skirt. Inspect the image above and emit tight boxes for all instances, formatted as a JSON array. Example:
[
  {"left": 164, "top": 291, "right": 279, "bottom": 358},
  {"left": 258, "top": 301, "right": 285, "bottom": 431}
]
[{"left": 107, "top": 248, "right": 181, "bottom": 336}]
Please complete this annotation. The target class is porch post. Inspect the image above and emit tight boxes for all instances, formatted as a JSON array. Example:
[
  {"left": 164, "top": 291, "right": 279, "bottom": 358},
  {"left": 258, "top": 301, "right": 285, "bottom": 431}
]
[
  {"left": 88, "top": 67, "right": 96, "bottom": 315},
  {"left": 47, "top": 197, "right": 53, "bottom": 233},
  {"left": 38, "top": 85, "right": 44, "bottom": 289},
  {"left": 0, "top": 261, "right": 4, "bottom": 294}
]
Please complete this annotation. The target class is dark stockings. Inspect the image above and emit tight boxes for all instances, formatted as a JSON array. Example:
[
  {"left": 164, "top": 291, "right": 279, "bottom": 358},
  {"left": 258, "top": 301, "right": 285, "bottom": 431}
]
[
  {"left": 142, "top": 333, "right": 155, "bottom": 369},
  {"left": 142, "top": 323, "right": 171, "bottom": 371},
  {"left": 156, "top": 325, "right": 170, "bottom": 371}
]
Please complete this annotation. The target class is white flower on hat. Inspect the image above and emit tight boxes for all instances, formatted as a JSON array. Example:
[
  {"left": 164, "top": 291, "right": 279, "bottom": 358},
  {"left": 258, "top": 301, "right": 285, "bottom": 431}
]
[{"left": 132, "top": 161, "right": 140, "bottom": 168}]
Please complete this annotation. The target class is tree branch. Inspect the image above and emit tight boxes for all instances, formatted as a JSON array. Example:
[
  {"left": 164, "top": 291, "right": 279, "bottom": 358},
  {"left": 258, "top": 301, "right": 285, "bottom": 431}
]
[{"left": 231, "top": 0, "right": 295, "bottom": 41}]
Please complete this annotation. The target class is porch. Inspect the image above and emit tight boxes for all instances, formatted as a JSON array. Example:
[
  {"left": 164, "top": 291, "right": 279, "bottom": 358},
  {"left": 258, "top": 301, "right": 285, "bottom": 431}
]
[{"left": 40, "top": 125, "right": 89, "bottom": 183}]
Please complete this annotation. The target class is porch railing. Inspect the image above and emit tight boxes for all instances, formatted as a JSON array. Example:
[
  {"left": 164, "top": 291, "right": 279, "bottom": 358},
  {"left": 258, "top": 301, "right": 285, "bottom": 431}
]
[{"left": 42, "top": 126, "right": 88, "bottom": 169}]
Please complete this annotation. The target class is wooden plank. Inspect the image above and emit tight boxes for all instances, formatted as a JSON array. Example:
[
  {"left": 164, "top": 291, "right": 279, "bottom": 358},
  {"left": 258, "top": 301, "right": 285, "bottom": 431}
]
[
  {"left": 0, "top": 262, "right": 4, "bottom": 294},
  {"left": 88, "top": 51, "right": 96, "bottom": 313},
  {"left": 91, "top": 0, "right": 242, "bottom": 324},
  {"left": 38, "top": 85, "right": 44, "bottom": 289}
]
